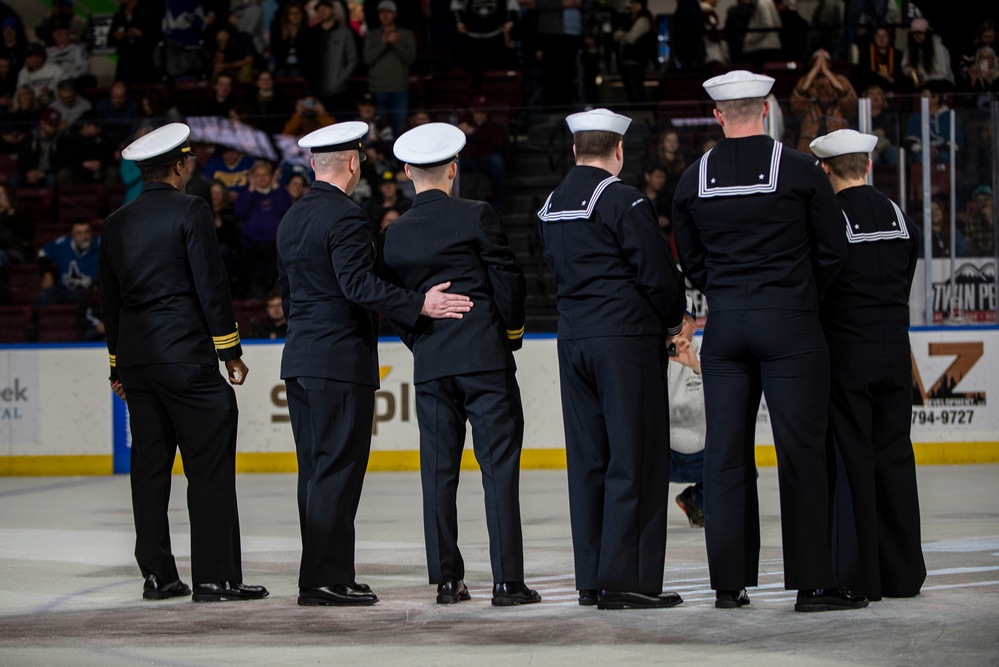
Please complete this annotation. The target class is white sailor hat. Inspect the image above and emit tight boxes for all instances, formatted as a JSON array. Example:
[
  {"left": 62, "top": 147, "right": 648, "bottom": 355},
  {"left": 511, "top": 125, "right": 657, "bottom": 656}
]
[
  {"left": 121, "top": 122, "right": 195, "bottom": 167},
  {"left": 702, "top": 70, "right": 775, "bottom": 101},
  {"left": 299, "top": 121, "right": 368, "bottom": 160},
  {"left": 393, "top": 122, "right": 466, "bottom": 168},
  {"left": 809, "top": 129, "right": 879, "bottom": 158},
  {"left": 565, "top": 108, "right": 631, "bottom": 135}
]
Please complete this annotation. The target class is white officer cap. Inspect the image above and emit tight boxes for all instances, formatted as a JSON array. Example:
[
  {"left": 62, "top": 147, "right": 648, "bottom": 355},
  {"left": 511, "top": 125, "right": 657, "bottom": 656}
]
[
  {"left": 299, "top": 121, "right": 368, "bottom": 160},
  {"left": 393, "top": 122, "right": 466, "bottom": 168},
  {"left": 565, "top": 108, "right": 632, "bottom": 135},
  {"left": 121, "top": 122, "right": 196, "bottom": 167},
  {"left": 702, "top": 70, "right": 775, "bottom": 101},
  {"left": 809, "top": 129, "right": 879, "bottom": 158}
]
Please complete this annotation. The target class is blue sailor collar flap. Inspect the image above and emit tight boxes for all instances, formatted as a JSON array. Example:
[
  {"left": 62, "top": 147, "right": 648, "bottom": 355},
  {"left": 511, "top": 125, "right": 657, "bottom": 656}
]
[
  {"left": 841, "top": 193, "right": 910, "bottom": 244},
  {"left": 698, "top": 137, "right": 783, "bottom": 198},
  {"left": 538, "top": 167, "right": 620, "bottom": 222}
]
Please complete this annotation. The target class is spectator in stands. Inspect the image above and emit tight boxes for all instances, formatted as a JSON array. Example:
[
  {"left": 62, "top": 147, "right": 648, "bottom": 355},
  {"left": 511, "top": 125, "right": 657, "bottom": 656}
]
[
  {"left": 775, "top": 0, "right": 808, "bottom": 63},
  {"left": 919, "top": 196, "right": 964, "bottom": 258},
  {"left": 377, "top": 207, "right": 399, "bottom": 230},
  {"left": 208, "top": 178, "right": 241, "bottom": 279},
  {"left": 211, "top": 23, "right": 257, "bottom": 83},
  {"left": 48, "top": 78, "right": 91, "bottom": 130},
  {"left": 364, "top": 0, "right": 414, "bottom": 139},
  {"left": 668, "top": 306, "right": 705, "bottom": 529},
  {"left": 46, "top": 20, "right": 92, "bottom": 89},
  {"left": 641, "top": 161, "right": 671, "bottom": 234},
  {"left": 231, "top": 0, "right": 265, "bottom": 55},
  {"left": 347, "top": 1, "right": 367, "bottom": 42},
  {"left": 834, "top": 0, "right": 887, "bottom": 62},
  {"left": 0, "top": 17, "right": 27, "bottom": 74},
  {"left": 903, "top": 81, "right": 964, "bottom": 164},
  {"left": 451, "top": 0, "right": 518, "bottom": 86},
  {"left": 1, "top": 85, "right": 39, "bottom": 149},
  {"left": 742, "top": 0, "right": 782, "bottom": 68},
  {"left": 902, "top": 17, "right": 954, "bottom": 89},
  {"left": 136, "top": 88, "right": 183, "bottom": 137},
  {"left": 206, "top": 71, "right": 238, "bottom": 117},
  {"left": 962, "top": 185, "right": 994, "bottom": 257},
  {"left": 364, "top": 169, "right": 411, "bottom": 228},
  {"left": 613, "top": 0, "right": 656, "bottom": 104},
  {"left": 700, "top": 0, "right": 728, "bottom": 66},
  {"left": 0, "top": 54, "right": 15, "bottom": 108},
  {"left": 159, "top": 0, "right": 209, "bottom": 82},
  {"left": 271, "top": 1, "right": 308, "bottom": 78},
  {"left": 16, "top": 43, "right": 65, "bottom": 107},
  {"left": 235, "top": 160, "right": 292, "bottom": 297},
  {"left": 864, "top": 84, "right": 899, "bottom": 166},
  {"left": 302, "top": 0, "right": 357, "bottom": 114},
  {"left": 35, "top": 0, "right": 89, "bottom": 47},
  {"left": 78, "top": 281, "right": 104, "bottom": 341},
  {"left": 12, "top": 106, "right": 61, "bottom": 188},
  {"left": 94, "top": 81, "right": 140, "bottom": 151},
  {"left": 857, "top": 25, "right": 903, "bottom": 93},
  {"left": 355, "top": 91, "right": 393, "bottom": 160},
  {"left": 961, "top": 45, "right": 999, "bottom": 99},
  {"left": 654, "top": 128, "right": 687, "bottom": 209},
  {"left": 723, "top": 0, "right": 752, "bottom": 65},
  {"left": 0, "top": 183, "right": 31, "bottom": 264},
  {"left": 109, "top": 0, "right": 161, "bottom": 85},
  {"left": 458, "top": 93, "right": 509, "bottom": 212},
  {"left": 960, "top": 21, "right": 996, "bottom": 91},
  {"left": 55, "top": 110, "right": 118, "bottom": 187},
  {"left": 282, "top": 94, "right": 334, "bottom": 137},
  {"left": 205, "top": 144, "right": 256, "bottom": 198},
  {"left": 242, "top": 69, "right": 293, "bottom": 136},
  {"left": 807, "top": 0, "right": 841, "bottom": 57},
  {"left": 37, "top": 219, "right": 99, "bottom": 306},
  {"left": 671, "top": 0, "right": 705, "bottom": 72},
  {"left": 791, "top": 49, "right": 858, "bottom": 153},
  {"left": 285, "top": 172, "right": 310, "bottom": 202},
  {"left": 248, "top": 289, "right": 288, "bottom": 339}
]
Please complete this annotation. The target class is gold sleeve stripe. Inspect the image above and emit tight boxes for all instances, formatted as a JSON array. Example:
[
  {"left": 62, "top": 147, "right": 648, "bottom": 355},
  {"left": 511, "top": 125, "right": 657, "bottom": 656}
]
[
  {"left": 109, "top": 354, "right": 116, "bottom": 367},
  {"left": 213, "top": 324, "right": 240, "bottom": 348},
  {"left": 506, "top": 326, "right": 525, "bottom": 339}
]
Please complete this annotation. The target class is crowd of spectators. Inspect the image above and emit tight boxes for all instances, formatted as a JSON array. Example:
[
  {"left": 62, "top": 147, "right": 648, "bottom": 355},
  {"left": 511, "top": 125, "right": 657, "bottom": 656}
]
[{"left": 0, "top": 0, "right": 996, "bottom": 340}]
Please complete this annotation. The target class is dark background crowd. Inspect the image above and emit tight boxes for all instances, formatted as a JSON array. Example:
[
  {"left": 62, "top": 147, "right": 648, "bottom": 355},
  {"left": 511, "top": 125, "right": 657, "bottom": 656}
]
[{"left": 0, "top": 0, "right": 996, "bottom": 342}]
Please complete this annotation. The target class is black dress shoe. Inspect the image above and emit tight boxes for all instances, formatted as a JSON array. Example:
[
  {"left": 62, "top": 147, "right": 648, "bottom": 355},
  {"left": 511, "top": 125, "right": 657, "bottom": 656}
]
[
  {"left": 597, "top": 590, "right": 683, "bottom": 610},
  {"left": 142, "top": 575, "right": 192, "bottom": 601},
  {"left": 491, "top": 581, "right": 542, "bottom": 606},
  {"left": 192, "top": 582, "right": 269, "bottom": 602},
  {"left": 794, "top": 585, "right": 869, "bottom": 612},
  {"left": 436, "top": 578, "right": 471, "bottom": 604},
  {"left": 715, "top": 589, "right": 750, "bottom": 609},
  {"left": 578, "top": 589, "right": 598, "bottom": 606},
  {"left": 298, "top": 585, "right": 379, "bottom": 606}
]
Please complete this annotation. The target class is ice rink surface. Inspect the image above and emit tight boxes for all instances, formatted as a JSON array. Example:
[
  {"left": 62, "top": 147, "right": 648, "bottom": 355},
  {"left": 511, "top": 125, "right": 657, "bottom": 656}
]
[{"left": 1, "top": 466, "right": 997, "bottom": 666}]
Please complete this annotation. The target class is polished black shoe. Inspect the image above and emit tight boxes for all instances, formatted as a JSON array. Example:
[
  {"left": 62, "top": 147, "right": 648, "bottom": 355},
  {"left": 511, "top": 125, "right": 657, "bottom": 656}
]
[
  {"left": 675, "top": 486, "right": 705, "bottom": 528},
  {"left": 715, "top": 589, "right": 750, "bottom": 609},
  {"left": 578, "top": 589, "right": 598, "bottom": 606},
  {"left": 794, "top": 585, "right": 869, "bottom": 612},
  {"left": 192, "top": 581, "right": 269, "bottom": 602},
  {"left": 142, "top": 575, "right": 192, "bottom": 601},
  {"left": 298, "top": 584, "right": 378, "bottom": 606},
  {"left": 597, "top": 590, "right": 683, "bottom": 610},
  {"left": 491, "top": 581, "right": 542, "bottom": 606},
  {"left": 436, "top": 578, "right": 471, "bottom": 604}
]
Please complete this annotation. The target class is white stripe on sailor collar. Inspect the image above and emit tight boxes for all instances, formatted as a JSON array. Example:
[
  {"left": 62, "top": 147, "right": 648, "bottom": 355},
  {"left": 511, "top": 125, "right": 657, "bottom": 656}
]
[
  {"left": 538, "top": 176, "right": 621, "bottom": 221},
  {"left": 843, "top": 199, "right": 910, "bottom": 243},
  {"left": 697, "top": 141, "right": 783, "bottom": 198}
]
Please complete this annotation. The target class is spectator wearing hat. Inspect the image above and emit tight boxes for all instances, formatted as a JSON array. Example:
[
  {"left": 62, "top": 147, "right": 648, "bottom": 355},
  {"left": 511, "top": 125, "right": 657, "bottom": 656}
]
[
  {"left": 902, "top": 80, "right": 964, "bottom": 164},
  {"left": 902, "top": 17, "right": 954, "bottom": 88},
  {"left": 458, "top": 94, "right": 509, "bottom": 213},
  {"left": 810, "top": 128, "right": 925, "bottom": 601},
  {"left": 537, "top": 108, "right": 687, "bottom": 610},
  {"left": 364, "top": 168, "right": 410, "bottom": 229},
  {"left": 46, "top": 19, "right": 93, "bottom": 89},
  {"left": 672, "top": 71, "right": 865, "bottom": 613},
  {"left": 790, "top": 49, "right": 858, "bottom": 154},
  {"left": 382, "top": 122, "right": 538, "bottom": 607},
  {"left": 55, "top": 110, "right": 118, "bottom": 187},
  {"left": 47, "top": 78, "right": 91, "bottom": 130},
  {"left": 108, "top": 0, "right": 161, "bottom": 85},
  {"left": 363, "top": 0, "right": 414, "bottom": 140},
  {"left": 0, "top": 17, "right": 27, "bottom": 74},
  {"left": 16, "top": 42, "right": 65, "bottom": 107},
  {"left": 101, "top": 122, "right": 267, "bottom": 603},
  {"left": 11, "top": 106, "right": 62, "bottom": 188},
  {"left": 301, "top": 0, "right": 358, "bottom": 114},
  {"left": 276, "top": 121, "right": 473, "bottom": 607}
]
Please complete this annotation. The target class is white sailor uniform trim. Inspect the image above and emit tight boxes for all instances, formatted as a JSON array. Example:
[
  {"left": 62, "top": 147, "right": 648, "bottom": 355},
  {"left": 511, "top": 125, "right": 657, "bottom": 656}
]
[
  {"left": 844, "top": 198, "right": 910, "bottom": 243},
  {"left": 697, "top": 141, "right": 783, "bottom": 198},
  {"left": 537, "top": 176, "right": 621, "bottom": 221}
]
